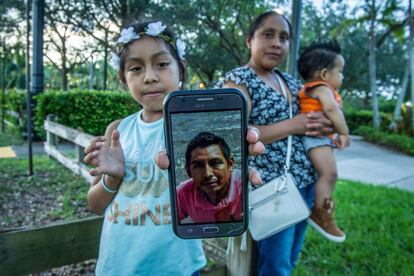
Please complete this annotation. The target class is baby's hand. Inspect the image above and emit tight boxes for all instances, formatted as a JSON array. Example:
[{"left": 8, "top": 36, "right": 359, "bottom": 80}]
[
  {"left": 335, "top": 134, "right": 350, "bottom": 149},
  {"left": 84, "top": 130, "right": 125, "bottom": 179}
]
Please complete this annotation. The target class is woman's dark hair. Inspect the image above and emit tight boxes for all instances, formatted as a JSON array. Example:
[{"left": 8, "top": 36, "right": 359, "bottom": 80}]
[
  {"left": 297, "top": 39, "right": 342, "bottom": 81},
  {"left": 118, "top": 20, "right": 185, "bottom": 82},
  {"left": 185, "top": 132, "right": 231, "bottom": 176},
  {"left": 248, "top": 10, "right": 293, "bottom": 41}
]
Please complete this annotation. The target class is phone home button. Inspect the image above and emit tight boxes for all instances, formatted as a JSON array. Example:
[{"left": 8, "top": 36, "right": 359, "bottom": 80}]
[{"left": 202, "top": 226, "right": 219, "bottom": 233}]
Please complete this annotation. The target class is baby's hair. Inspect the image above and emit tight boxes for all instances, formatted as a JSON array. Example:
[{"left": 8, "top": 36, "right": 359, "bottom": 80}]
[
  {"left": 184, "top": 132, "right": 231, "bottom": 177},
  {"left": 117, "top": 20, "right": 185, "bottom": 82},
  {"left": 297, "top": 39, "right": 342, "bottom": 81},
  {"left": 248, "top": 10, "right": 293, "bottom": 41}
]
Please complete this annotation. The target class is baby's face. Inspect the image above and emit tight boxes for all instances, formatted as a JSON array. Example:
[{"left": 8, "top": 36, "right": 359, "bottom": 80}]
[{"left": 325, "top": 55, "right": 345, "bottom": 89}]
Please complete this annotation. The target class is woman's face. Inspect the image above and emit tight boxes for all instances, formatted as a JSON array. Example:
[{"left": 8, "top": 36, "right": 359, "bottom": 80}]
[{"left": 247, "top": 14, "right": 290, "bottom": 70}]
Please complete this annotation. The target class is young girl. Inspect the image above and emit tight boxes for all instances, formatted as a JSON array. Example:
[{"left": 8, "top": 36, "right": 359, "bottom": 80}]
[
  {"left": 297, "top": 40, "right": 349, "bottom": 242},
  {"left": 218, "top": 11, "right": 332, "bottom": 275},
  {"left": 83, "top": 21, "right": 264, "bottom": 275}
]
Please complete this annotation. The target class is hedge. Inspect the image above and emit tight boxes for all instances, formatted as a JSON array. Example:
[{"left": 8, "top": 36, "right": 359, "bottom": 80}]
[
  {"left": 355, "top": 126, "right": 414, "bottom": 156},
  {"left": 34, "top": 89, "right": 139, "bottom": 137},
  {"left": 344, "top": 109, "right": 391, "bottom": 134}
]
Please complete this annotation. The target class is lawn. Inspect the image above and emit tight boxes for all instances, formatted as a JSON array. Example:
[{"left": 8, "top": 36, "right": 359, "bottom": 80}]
[
  {"left": 0, "top": 153, "right": 413, "bottom": 275},
  {"left": 295, "top": 180, "right": 414, "bottom": 275}
]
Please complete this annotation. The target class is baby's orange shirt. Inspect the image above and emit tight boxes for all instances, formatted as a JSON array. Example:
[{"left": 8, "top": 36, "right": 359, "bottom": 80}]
[{"left": 298, "top": 81, "right": 343, "bottom": 113}]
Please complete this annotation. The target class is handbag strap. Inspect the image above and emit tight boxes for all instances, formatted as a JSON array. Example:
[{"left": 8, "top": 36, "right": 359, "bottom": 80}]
[{"left": 275, "top": 73, "right": 292, "bottom": 175}]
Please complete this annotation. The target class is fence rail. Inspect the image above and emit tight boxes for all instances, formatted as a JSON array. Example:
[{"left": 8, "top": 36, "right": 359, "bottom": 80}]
[
  {"left": 0, "top": 216, "right": 103, "bottom": 275},
  {"left": 43, "top": 114, "right": 95, "bottom": 184}
]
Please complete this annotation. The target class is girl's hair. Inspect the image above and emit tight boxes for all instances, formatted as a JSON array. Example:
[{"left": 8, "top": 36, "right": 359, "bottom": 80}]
[
  {"left": 248, "top": 10, "right": 293, "bottom": 41},
  {"left": 117, "top": 21, "right": 185, "bottom": 82},
  {"left": 297, "top": 39, "right": 342, "bottom": 81}
]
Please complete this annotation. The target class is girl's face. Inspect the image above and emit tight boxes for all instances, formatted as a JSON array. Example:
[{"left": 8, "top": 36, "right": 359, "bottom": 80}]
[
  {"left": 324, "top": 55, "right": 345, "bottom": 89},
  {"left": 121, "top": 36, "right": 181, "bottom": 121},
  {"left": 247, "top": 14, "right": 290, "bottom": 70}
]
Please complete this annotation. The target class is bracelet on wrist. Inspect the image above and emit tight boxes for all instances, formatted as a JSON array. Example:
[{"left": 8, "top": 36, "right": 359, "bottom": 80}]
[{"left": 100, "top": 175, "right": 118, "bottom": 194}]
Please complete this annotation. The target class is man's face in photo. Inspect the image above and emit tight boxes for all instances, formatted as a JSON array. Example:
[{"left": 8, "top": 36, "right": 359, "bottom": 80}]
[{"left": 187, "top": 144, "right": 234, "bottom": 197}]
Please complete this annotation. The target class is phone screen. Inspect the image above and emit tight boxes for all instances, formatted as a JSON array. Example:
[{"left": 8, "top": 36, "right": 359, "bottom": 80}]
[{"left": 170, "top": 109, "right": 243, "bottom": 225}]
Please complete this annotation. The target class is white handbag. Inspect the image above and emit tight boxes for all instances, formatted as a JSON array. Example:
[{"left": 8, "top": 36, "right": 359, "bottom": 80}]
[{"left": 248, "top": 74, "right": 311, "bottom": 241}]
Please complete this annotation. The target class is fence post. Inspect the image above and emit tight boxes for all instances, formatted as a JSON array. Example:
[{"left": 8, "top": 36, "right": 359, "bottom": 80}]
[
  {"left": 46, "top": 114, "right": 58, "bottom": 148},
  {"left": 75, "top": 127, "right": 85, "bottom": 163}
]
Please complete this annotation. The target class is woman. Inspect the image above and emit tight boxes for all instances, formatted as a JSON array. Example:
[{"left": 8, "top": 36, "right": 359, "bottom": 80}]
[{"left": 219, "top": 11, "right": 332, "bottom": 275}]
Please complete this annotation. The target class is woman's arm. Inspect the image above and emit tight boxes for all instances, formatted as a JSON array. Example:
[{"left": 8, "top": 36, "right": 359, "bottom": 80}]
[
  {"left": 84, "top": 120, "right": 124, "bottom": 215},
  {"left": 223, "top": 81, "right": 333, "bottom": 145}
]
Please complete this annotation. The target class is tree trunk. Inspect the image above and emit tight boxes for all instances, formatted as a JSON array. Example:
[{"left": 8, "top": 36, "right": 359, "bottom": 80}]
[
  {"left": 389, "top": 61, "right": 410, "bottom": 131},
  {"left": 409, "top": 0, "right": 414, "bottom": 131},
  {"left": 89, "top": 61, "right": 94, "bottom": 90},
  {"left": 369, "top": 0, "right": 381, "bottom": 129},
  {"left": 103, "top": 29, "right": 108, "bottom": 91},
  {"left": 1, "top": 36, "right": 6, "bottom": 132},
  {"left": 120, "top": 0, "right": 128, "bottom": 28},
  {"left": 61, "top": 38, "right": 68, "bottom": 91}
]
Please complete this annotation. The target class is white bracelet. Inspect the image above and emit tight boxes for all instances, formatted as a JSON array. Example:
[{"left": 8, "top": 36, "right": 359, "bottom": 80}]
[{"left": 100, "top": 175, "right": 117, "bottom": 194}]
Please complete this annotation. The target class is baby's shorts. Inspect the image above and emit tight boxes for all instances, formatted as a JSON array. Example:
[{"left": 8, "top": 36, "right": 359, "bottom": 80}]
[{"left": 302, "top": 135, "right": 336, "bottom": 152}]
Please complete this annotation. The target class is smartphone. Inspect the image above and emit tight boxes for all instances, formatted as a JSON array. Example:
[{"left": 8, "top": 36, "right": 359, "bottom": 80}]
[{"left": 163, "top": 88, "right": 248, "bottom": 239}]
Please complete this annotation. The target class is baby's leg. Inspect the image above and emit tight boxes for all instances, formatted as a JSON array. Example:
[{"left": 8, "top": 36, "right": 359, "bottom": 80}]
[{"left": 308, "top": 145, "right": 337, "bottom": 208}]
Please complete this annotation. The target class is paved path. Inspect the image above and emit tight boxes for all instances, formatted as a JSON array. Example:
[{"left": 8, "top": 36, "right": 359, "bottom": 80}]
[
  {"left": 3, "top": 137, "right": 414, "bottom": 192},
  {"left": 336, "top": 136, "right": 414, "bottom": 192}
]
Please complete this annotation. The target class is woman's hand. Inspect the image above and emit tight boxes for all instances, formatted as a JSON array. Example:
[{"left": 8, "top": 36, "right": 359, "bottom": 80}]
[
  {"left": 291, "top": 112, "right": 333, "bottom": 137},
  {"left": 305, "top": 112, "right": 334, "bottom": 136},
  {"left": 155, "top": 127, "right": 265, "bottom": 185},
  {"left": 84, "top": 130, "right": 125, "bottom": 180}
]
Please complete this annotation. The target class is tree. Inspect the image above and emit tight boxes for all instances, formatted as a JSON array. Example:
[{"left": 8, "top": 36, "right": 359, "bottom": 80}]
[
  {"left": 0, "top": 0, "right": 27, "bottom": 90},
  {"left": 152, "top": 0, "right": 278, "bottom": 87},
  {"left": 55, "top": 0, "right": 150, "bottom": 90},
  {"left": 327, "top": 0, "right": 408, "bottom": 128},
  {"left": 409, "top": 0, "right": 414, "bottom": 131}
]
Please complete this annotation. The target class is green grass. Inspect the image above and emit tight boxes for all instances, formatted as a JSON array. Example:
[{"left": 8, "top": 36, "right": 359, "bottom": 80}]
[{"left": 295, "top": 180, "right": 414, "bottom": 275}]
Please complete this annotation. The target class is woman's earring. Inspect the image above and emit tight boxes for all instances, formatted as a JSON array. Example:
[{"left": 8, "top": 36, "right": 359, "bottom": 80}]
[{"left": 179, "top": 81, "right": 183, "bottom": 88}]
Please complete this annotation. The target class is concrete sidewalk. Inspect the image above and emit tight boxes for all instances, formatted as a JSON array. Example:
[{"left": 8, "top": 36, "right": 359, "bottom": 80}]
[{"left": 336, "top": 136, "right": 414, "bottom": 192}]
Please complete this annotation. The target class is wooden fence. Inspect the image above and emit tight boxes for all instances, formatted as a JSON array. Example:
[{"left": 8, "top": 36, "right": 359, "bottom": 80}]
[{"left": 43, "top": 114, "right": 95, "bottom": 184}]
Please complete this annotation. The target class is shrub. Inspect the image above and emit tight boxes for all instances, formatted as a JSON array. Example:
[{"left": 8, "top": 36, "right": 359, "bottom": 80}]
[
  {"left": 2, "top": 89, "right": 27, "bottom": 134},
  {"left": 344, "top": 109, "right": 391, "bottom": 133},
  {"left": 34, "top": 89, "right": 139, "bottom": 137},
  {"left": 355, "top": 126, "right": 414, "bottom": 156}
]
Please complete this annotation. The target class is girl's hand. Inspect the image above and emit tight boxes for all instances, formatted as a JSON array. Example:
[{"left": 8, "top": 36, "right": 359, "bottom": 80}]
[
  {"left": 84, "top": 130, "right": 125, "bottom": 180},
  {"left": 155, "top": 127, "right": 265, "bottom": 185},
  {"left": 301, "top": 112, "right": 334, "bottom": 137}
]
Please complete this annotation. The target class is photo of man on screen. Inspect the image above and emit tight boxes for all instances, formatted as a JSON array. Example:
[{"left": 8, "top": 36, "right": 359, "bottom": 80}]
[{"left": 176, "top": 132, "right": 243, "bottom": 224}]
